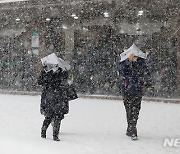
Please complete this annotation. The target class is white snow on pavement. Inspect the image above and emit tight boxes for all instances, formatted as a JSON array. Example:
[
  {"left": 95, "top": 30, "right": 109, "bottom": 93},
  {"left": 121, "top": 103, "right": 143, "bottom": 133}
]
[
  {"left": 0, "top": 0, "right": 27, "bottom": 3},
  {"left": 0, "top": 94, "right": 180, "bottom": 154}
]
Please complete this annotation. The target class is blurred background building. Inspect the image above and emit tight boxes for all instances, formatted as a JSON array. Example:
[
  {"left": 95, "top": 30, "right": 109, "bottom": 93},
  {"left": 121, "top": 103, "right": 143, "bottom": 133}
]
[{"left": 0, "top": 0, "right": 179, "bottom": 98}]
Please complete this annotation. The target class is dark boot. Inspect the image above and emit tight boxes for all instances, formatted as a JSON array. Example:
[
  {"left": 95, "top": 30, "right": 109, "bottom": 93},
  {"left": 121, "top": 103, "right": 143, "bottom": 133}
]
[
  {"left": 126, "top": 125, "right": 132, "bottom": 137},
  {"left": 53, "top": 118, "right": 61, "bottom": 141},
  {"left": 53, "top": 135, "right": 60, "bottom": 141},
  {"left": 131, "top": 134, "right": 138, "bottom": 141},
  {"left": 41, "top": 116, "right": 52, "bottom": 139},
  {"left": 131, "top": 126, "right": 138, "bottom": 141},
  {"left": 41, "top": 128, "right": 47, "bottom": 138},
  {"left": 53, "top": 129, "right": 60, "bottom": 141}
]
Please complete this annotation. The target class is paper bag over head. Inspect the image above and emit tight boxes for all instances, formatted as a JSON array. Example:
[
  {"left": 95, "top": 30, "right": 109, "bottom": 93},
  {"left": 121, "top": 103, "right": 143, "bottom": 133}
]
[
  {"left": 120, "top": 43, "right": 147, "bottom": 62},
  {"left": 41, "top": 53, "right": 70, "bottom": 71}
]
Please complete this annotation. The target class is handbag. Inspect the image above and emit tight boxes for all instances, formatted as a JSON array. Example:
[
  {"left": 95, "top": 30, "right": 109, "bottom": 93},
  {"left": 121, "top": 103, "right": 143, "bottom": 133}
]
[{"left": 67, "top": 84, "right": 78, "bottom": 101}]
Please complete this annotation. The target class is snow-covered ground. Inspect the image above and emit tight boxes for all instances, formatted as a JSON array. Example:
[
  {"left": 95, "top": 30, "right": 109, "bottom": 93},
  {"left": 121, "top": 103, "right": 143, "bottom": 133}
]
[
  {"left": 0, "top": 0, "right": 27, "bottom": 3},
  {"left": 0, "top": 94, "right": 180, "bottom": 154}
]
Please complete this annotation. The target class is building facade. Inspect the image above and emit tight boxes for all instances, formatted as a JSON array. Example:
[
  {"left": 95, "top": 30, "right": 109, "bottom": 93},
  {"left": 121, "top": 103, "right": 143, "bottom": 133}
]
[{"left": 0, "top": 0, "right": 179, "bottom": 97}]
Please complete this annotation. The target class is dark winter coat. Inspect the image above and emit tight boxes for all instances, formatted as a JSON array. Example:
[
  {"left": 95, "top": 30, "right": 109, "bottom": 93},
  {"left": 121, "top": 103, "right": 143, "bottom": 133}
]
[
  {"left": 119, "top": 57, "right": 152, "bottom": 95},
  {"left": 38, "top": 68, "right": 70, "bottom": 119}
]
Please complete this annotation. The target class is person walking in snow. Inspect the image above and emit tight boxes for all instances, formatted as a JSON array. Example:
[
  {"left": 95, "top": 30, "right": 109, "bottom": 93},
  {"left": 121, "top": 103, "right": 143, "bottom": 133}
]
[
  {"left": 38, "top": 65, "right": 70, "bottom": 141},
  {"left": 119, "top": 53, "right": 152, "bottom": 140}
]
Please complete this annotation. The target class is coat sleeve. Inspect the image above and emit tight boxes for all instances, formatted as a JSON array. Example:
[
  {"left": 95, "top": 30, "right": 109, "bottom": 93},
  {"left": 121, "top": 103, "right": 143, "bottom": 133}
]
[
  {"left": 119, "top": 61, "right": 126, "bottom": 78},
  {"left": 143, "top": 61, "right": 152, "bottom": 88},
  {"left": 118, "top": 61, "right": 128, "bottom": 93},
  {"left": 37, "top": 69, "right": 53, "bottom": 86}
]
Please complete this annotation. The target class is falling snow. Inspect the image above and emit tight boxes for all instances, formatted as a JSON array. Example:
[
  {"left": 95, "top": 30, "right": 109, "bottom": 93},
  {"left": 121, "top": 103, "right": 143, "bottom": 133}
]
[
  {"left": 0, "top": 0, "right": 179, "bottom": 153},
  {"left": 0, "top": 0, "right": 179, "bottom": 98}
]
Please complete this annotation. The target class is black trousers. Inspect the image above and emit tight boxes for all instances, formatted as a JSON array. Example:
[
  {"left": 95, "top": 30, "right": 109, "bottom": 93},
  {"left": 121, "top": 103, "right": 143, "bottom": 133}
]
[
  {"left": 123, "top": 94, "right": 142, "bottom": 135},
  {"left": 42, "top": 115, "right": 61, "bottom": 137}
]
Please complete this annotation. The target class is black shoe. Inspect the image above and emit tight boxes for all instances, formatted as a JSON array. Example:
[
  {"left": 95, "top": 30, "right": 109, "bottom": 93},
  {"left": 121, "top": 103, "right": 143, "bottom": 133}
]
[
  {"left": 126, "top": 126, "right": 132, "bottom": 137},
  {"left": 126, "top": 131, "right": 131, "bottom": 137},
  {"left": 131, "top": 134, "right": 138, "bottom": 141},
  {"left": 53, "top": 136, "right": 60, "bottom": 141},
  {"left": 41, "top": 130, "right": 46, "bottom": 138}
]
